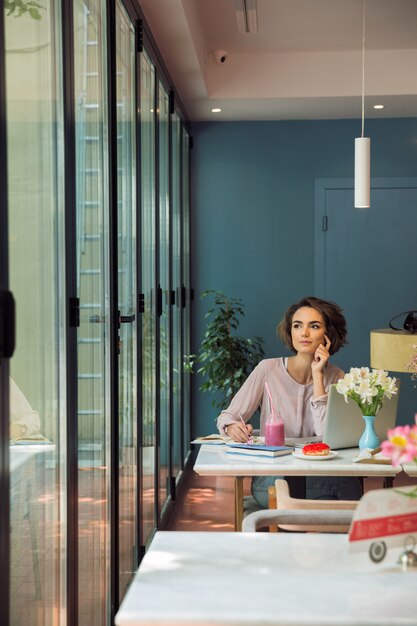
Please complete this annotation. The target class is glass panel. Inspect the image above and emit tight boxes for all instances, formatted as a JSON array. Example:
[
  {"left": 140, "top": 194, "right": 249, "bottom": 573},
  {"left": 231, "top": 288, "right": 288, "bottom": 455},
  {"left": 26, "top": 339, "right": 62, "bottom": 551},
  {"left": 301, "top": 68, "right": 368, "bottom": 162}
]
[
  {"left": 158, "top": 83, "right": 170, "bottom": 516},
  {"left": 182, "top": 128, "right": 191, "bottom": 458},
  {"left": 140, "top": 50, "right": 156, "bottom": 546},
  {"left": 74, "top": 0, "right": 111, "bottom": 624},
  {"left": 116, "top": 0, "right": 137, "bottom": 600},
  {"left": 6, "top": 1, "right": 66, "bottom": 625},
  {"left": 171, "top": 113, "right": 182, "bottom": 479}
]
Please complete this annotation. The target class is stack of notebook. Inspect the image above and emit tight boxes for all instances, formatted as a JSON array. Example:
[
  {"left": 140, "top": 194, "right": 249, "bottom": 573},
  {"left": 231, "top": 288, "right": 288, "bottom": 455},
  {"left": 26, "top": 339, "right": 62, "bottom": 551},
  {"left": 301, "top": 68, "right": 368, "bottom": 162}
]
[{"left": 226, "top": 442, "right": 293, "bottom": 459}]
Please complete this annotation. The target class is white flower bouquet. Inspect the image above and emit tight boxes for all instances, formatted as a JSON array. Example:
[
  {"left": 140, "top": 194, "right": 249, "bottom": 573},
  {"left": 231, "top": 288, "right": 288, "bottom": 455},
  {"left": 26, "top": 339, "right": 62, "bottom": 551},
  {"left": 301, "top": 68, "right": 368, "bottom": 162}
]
[{"left": 336, "top": 367, "right": 398, "bottom": 416}]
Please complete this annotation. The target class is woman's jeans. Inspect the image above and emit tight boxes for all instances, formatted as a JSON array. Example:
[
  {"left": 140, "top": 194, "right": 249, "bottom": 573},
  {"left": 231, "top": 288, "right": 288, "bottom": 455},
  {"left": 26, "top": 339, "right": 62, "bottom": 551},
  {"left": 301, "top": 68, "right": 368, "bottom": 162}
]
[{"left": 251, "top": 475, "right": 363, "bottom": 509}]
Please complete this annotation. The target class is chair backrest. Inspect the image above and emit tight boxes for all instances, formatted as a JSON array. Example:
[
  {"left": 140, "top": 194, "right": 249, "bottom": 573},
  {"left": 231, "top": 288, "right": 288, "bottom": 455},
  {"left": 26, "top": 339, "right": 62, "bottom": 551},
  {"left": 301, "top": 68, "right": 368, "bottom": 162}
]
[
  {"left": 242, "top": 508, "right": 354, "bottom": 532},
  {"left": 271, "top": 479, "right": 358, "bottom": 532},
  {"left": 275, "top": 478, "right": 358, "bottom": 508}
]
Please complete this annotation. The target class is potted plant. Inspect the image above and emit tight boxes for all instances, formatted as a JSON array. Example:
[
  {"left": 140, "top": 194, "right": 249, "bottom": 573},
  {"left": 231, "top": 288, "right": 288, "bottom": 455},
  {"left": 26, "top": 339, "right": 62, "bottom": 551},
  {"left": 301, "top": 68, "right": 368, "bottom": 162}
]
[{"left": 186, "top": 290, "right": 265, "bottom": 409}]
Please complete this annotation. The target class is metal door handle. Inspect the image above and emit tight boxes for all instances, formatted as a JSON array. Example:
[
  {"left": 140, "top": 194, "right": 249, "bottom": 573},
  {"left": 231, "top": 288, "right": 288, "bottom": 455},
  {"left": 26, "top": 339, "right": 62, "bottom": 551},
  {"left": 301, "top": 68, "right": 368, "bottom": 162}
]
[
  {"left": 0, "top": 290, "right": 15, "bottom": 358},
  {"left": 120, "top": 314, "right": 135, "bottom": 323}
]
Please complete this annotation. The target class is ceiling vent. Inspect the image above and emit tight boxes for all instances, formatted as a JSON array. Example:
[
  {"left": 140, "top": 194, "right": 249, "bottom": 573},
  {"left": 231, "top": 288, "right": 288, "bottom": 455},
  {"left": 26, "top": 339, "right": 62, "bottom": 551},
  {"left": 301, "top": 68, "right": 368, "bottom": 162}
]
[{"left": 235, "top": 0, "right": 258, "bottom": 34}]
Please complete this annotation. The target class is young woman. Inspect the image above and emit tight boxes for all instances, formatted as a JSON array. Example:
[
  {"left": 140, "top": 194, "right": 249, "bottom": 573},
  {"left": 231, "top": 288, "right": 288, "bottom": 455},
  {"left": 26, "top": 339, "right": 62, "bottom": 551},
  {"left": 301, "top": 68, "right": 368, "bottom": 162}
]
[{"left": 217, "top": 296, "right": 363, "bottom": 506}]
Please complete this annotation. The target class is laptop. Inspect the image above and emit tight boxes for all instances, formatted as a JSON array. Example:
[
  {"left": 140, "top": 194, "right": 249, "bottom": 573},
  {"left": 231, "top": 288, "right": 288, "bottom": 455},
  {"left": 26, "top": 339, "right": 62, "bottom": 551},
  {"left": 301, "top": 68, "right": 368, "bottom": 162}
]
[{"left": 321, "top": 383, "right": 400, "bottom": 450}]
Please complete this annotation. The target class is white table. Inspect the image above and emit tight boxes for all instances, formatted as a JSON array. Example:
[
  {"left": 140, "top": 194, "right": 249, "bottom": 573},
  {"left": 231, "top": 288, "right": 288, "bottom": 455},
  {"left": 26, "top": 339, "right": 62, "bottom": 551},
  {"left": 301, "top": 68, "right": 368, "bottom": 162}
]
[
  {"left": 402, "top": 462, "right": 417, "bottom": 478},
  {"left": 194, "top": 445, "right": 401, "bottom": 530},
  {"left": 115, "top": 531, "right": 417, "bottom": 626},
  {"left": 10, "top": 443, "right": 55, "bottom": 471}
]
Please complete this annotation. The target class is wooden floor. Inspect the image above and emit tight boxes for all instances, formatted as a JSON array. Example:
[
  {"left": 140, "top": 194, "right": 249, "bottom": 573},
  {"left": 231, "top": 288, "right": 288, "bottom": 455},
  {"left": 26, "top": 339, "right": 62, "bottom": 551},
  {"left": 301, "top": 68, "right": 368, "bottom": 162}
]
[
  {"left": 166, "top": 470, "right": 417, "bottom": 532},
  {"left": 166, "top": 472, "right": 251, "bottom": 531}
]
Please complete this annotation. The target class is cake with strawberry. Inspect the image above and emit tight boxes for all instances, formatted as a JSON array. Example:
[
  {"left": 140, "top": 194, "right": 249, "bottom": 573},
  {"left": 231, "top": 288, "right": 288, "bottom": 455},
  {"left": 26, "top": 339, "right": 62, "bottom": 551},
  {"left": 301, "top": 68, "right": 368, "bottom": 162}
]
[{"left": 302, "top": 442, "right": 330, "bottom": 456}]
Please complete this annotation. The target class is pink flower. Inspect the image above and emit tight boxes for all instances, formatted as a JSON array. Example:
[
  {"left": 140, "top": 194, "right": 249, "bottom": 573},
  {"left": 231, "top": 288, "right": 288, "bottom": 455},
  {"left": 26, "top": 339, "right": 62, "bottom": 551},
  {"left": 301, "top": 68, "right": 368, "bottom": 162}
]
[{"left": 381, "top": 424, "right": 417, "bottom": 466}]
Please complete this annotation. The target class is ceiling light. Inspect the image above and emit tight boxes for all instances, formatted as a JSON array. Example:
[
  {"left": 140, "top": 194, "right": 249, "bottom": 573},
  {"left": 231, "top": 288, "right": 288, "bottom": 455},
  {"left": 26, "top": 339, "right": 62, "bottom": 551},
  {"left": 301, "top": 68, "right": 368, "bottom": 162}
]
[
  {"left": 211, "top": 108, "right": 222, "bottom": 113},
  {"left": 373, "top": 104, "right": 384, "bottom": 110},
  {"left": 234, "top": 0, "right": 258, "bottom": 34},
  {"left": 354, "top": 0, "right": 370, "bottom": 209}
]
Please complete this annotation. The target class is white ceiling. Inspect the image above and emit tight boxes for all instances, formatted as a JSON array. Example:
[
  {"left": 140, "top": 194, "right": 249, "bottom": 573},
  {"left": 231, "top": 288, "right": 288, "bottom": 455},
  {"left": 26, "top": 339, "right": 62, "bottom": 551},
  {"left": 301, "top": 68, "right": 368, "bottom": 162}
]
[{"left": 138, "top": 0, "right": 417, "bottom": 121}]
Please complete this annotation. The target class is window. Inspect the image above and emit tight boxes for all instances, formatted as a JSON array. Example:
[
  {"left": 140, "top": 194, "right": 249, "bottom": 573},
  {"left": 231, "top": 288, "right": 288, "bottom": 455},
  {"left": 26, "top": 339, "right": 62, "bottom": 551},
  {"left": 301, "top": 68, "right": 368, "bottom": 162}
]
[
  {"left": 158, "top": 82, "right": 170, "bottom": 516},
  {"left": 140, "top": 49, "right": 156, "bottom": 546},
  {"left": 2, "top": 3, "right": 192, "bottom": 623},
  {"left": 116, "top": 0, "right": 138, "bottom": 599},
  {"left": 171, "top": 112, "right": 182, "bottom": 479},
  {"left": 73, "top": 0, "right": 111, "bottom": 622},
  {"left": 6, "top": 2, "right": 67, "bottom": 624}
]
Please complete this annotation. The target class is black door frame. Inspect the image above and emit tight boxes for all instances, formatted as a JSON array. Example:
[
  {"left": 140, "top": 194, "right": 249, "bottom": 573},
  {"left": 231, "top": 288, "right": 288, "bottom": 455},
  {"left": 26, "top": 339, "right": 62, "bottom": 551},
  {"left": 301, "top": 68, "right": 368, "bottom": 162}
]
[{"left": 0, "top": 4, "right": 12, "bottom": 624}]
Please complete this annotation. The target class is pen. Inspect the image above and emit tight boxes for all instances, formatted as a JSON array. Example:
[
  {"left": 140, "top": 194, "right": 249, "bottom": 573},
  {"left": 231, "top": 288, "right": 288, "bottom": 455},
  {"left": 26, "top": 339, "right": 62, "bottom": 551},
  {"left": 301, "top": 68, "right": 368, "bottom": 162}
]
[{"left": 239, "top": 413, "right": 253, "bottom": 444}]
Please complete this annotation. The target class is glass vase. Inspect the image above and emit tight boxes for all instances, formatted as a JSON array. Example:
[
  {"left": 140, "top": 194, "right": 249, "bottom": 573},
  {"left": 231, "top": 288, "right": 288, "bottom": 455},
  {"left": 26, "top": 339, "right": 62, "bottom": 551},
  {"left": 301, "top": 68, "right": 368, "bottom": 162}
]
[{"left": 359, "top": 415, "right": 380, "bottom": 450}]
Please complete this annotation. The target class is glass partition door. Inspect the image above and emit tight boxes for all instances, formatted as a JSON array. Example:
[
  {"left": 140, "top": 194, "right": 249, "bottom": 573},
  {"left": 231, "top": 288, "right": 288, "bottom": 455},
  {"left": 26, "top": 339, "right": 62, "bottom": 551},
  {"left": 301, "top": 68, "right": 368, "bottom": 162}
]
[
  {"left": 116, "top": 0, "right": 137, "bottom": 601},
  {"left": 74, "top": 0, "right": 111, "bottom": 624},
  {"left": 2, "top": 1, "right": 192, "bottom": 623},
  {"left": 182, "top": 128, "right": 191, "bottom": 458},
  {"left": 140, "top": 50, "right": 156, "bottom": 546},
  {"left": 171, "top": 112, "right": 182, "bottom": 480},
  {"left": 158, "top": 83, "right": 170, "bottom": 516},
  {"left": 5, "top": 2, "right": 66, "bottom": 625}
]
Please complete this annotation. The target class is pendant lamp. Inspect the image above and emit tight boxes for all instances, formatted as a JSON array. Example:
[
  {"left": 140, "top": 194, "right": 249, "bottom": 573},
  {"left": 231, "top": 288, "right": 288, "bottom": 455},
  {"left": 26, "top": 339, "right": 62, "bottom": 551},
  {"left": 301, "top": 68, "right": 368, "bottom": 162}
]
[{"left": 354, "top": 0, "right": 370, "bottom": 208}]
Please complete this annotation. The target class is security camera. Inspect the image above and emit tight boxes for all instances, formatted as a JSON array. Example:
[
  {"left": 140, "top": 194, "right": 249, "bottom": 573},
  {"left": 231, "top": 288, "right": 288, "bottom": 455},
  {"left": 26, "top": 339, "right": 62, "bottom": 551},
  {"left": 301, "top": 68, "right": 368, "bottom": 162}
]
[{"left": 214, "top": 50, "right": 228, "bottom": 65}]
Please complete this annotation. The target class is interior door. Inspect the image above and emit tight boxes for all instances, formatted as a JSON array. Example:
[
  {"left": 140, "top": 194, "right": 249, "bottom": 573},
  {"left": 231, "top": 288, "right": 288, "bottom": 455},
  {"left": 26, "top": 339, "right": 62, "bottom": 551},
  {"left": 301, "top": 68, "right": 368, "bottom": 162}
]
[
  {"left": 115, "top": 0, "right": 137, "bottom": 601},
  {"left": 140, "top": 49, "right": 156, "bottom": 547},
  {"left": 171, "top": 112, "right": 182, "bottom": 481},
  {"left": 315, "top": 177, "right": 417, "bottom": 425},
  {"left": 0, "top": 6, "right": 11, "bottom": 623},
  {"left": 6, "top": 2, "right": 67, "bottom": 624},
  {"left": 74, "top": 0, "right": 111, "bottom": 623},
  {"left": 158, "top": 82, "right": 170, "bottom": 517},
  {"left": 181, "top": 127, "right": 191, "bottom": 461}
]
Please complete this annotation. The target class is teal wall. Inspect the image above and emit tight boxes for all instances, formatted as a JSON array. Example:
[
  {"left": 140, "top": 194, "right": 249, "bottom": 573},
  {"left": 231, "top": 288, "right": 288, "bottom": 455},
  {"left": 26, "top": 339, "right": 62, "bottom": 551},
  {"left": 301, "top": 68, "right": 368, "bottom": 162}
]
[{"left": 190, "top": 118, "right": 417, "bottom": 435}]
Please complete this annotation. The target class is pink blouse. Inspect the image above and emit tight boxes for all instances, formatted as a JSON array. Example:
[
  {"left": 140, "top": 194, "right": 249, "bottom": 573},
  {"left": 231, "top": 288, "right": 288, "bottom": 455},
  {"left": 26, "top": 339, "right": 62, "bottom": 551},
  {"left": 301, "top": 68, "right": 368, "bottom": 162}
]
[{"left": 217, "top": 357, "right": 344, "bottom": 439}]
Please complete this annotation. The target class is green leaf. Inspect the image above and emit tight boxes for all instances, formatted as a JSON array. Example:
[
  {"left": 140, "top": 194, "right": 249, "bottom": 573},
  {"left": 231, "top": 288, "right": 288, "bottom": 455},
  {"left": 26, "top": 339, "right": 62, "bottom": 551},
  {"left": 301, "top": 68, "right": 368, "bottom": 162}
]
[
  {"left": 5, "top": 0, "right": 44, "bottom": 19},
  {"left": 188, "top": 290, "right": 265, "bottom": 409},
  {"left": 394, "top": 487, "right": 417, "bottom": 499},
  {"left": 28, "top": 6, "right": 41, "bottom": 18}
]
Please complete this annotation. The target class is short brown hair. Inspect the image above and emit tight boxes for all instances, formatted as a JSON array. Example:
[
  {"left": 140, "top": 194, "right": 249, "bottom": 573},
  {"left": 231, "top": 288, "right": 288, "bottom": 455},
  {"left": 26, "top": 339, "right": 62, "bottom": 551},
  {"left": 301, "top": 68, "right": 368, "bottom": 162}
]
[{"left": 277, "top": 296, "right": 348, "bottom": 355}]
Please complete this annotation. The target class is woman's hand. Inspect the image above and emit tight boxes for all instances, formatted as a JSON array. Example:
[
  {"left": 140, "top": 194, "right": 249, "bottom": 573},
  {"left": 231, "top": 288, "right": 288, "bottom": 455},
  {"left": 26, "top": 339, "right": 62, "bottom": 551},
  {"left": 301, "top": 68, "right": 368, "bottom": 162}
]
[
  {"left": 226, "top": 421, "right": 253, "bottom": 442},
  {"left": 311, "top": 334, "right": 331, "bottom": 376}
]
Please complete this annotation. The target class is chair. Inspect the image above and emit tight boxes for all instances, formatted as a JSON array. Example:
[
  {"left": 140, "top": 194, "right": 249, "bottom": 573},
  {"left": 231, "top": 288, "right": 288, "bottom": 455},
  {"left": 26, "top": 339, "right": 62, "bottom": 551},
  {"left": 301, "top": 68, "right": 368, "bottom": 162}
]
[
  {"left": 267, "top": 478, "right": 358, "bottom": 533},
  {"left": 243, "top": 495, "right": 264, "bottom": 516},
  {"left": 242, "top": 508, "right": 355, "bottom": 532}
]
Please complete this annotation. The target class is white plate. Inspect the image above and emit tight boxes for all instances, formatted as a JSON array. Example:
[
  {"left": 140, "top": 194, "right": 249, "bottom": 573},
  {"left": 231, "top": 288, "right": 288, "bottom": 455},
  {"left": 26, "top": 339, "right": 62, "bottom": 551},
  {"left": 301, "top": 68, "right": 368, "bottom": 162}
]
[{"left": 292, "top": 450, "right": 338, "bottom": 461}]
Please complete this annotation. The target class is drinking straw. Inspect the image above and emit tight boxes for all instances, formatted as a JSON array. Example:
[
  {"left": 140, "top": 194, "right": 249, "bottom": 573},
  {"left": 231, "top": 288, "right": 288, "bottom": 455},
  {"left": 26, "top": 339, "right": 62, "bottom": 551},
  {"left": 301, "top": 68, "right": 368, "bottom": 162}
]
[{"left": 264, "top": 382, "right": 276, "bottom": 419}]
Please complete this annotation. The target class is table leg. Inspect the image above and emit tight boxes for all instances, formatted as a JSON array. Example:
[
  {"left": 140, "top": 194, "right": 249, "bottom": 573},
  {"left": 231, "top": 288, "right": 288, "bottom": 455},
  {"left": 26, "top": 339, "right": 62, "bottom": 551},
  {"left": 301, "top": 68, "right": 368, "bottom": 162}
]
[{"left": 234, "top": 477, "right": 244, "bottom": 532}]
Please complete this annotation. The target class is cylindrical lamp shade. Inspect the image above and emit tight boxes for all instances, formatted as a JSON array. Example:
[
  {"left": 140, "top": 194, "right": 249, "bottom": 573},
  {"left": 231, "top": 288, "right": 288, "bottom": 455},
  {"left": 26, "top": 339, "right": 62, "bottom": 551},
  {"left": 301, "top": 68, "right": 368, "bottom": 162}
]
[
  {"left": 354, "top": 137, "right": 371, "bottom": 208},
  {"left": 370, "top": 329, "right": 416, "bottom": 372}
]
